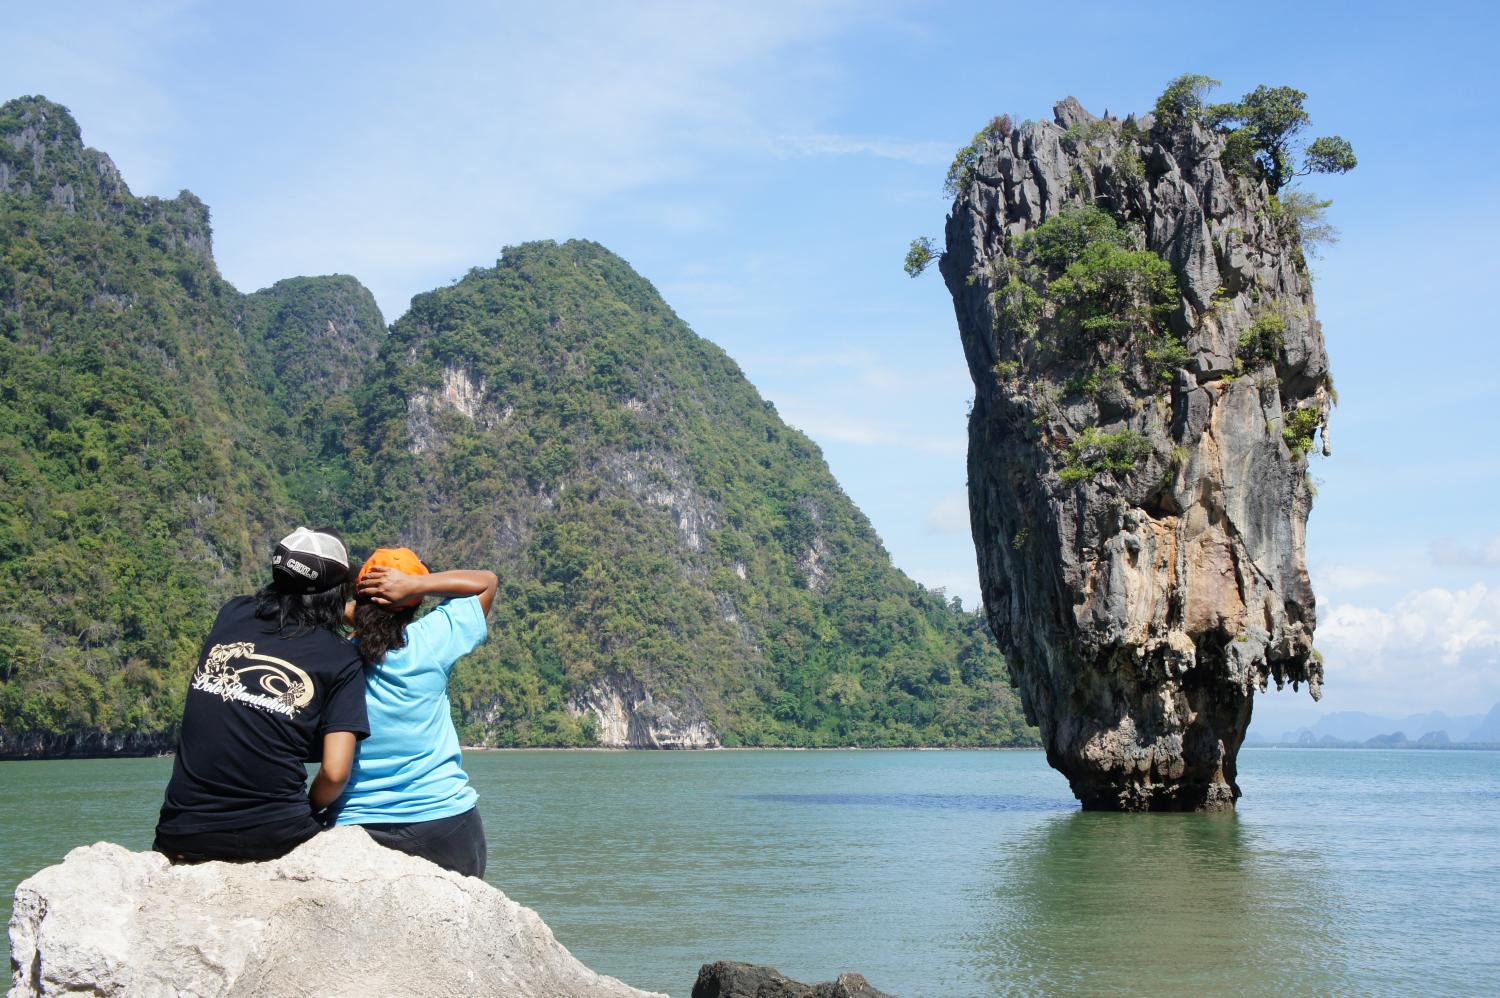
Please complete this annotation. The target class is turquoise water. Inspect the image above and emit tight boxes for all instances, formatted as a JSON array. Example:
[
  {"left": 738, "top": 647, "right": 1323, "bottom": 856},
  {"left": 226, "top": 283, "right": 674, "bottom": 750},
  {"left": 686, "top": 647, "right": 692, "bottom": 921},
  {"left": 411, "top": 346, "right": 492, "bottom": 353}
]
[{"left": 2, "top": 749, "right": 1498, "bottom": 996}]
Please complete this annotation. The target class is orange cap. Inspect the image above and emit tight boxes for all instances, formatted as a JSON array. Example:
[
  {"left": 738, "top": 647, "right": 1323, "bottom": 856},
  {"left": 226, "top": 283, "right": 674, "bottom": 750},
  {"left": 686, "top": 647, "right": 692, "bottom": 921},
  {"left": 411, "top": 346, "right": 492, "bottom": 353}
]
[{"left": 356, "top": 547, "right": 430, "bottom": 609}]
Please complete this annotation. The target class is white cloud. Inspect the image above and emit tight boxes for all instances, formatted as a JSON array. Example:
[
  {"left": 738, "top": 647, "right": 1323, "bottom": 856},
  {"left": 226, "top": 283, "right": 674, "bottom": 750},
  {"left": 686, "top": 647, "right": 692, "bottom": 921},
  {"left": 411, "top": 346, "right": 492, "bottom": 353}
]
[
  {"left": 1430, "top": 535, "right": 1500, "bottom": 567},
  {"left": 925, "top": 491, "right": 970, "bottom": 534},
  {"left": 1317, "top": 583, "right": 1500, "bottom": 713}
]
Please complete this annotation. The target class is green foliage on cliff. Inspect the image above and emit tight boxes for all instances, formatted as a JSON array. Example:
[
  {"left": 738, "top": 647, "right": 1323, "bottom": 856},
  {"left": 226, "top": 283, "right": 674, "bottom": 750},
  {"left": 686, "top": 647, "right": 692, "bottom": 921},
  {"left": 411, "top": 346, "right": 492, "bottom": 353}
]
[
  {"left": 1268, "top": 191, "right": 1339, "bottom": 253},
  {"left": 903, "top": 237, "right": 937, "bottom": 278},
  {"left": 0, "top": 96, "right": 1038, "bottom": 751},
  {"left": 1153, "top": 75, "right": 1357, "bottom": 194},
  {"left": 0, "top": 98, "right": 309, "bottom": 742},
  {"left": 1153, "top": 74, "right": 1220, "bottom": 129},
  {"left": 1014, "top": 207, "right": 1177, "bottom": 338},
  {"left": 1281, "top": 407, "right": 1322, "bottom": 458},
  {"left": 943, "top": 116, "right": 1011, "bottom": 199},
  {"left": 1238, "top": 312, "right": 1287, "bottom": 366},
  {"left": 996, "top": 206, "right": 1183, "bottom": 384},
  {"left": 1058, "top": 427, "right": 1153, "bottom": 484}
]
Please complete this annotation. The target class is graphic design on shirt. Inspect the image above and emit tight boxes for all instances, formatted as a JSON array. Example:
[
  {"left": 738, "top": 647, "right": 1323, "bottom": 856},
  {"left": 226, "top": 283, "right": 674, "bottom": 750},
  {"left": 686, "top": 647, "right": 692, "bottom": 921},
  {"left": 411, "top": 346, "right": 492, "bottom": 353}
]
[{"left": 191, "top": 642, "right": 316, "bottom": 718}]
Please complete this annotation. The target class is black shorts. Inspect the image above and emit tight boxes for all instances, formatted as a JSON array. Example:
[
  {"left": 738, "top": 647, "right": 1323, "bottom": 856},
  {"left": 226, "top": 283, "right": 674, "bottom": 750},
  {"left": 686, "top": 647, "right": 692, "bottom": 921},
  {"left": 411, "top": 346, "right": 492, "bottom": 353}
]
[
  {"left": 358, "top": 806, "right": 487, "bottom": 879},
  {"left": 153, "top": 811, "right": 323, "bottom": 864}
]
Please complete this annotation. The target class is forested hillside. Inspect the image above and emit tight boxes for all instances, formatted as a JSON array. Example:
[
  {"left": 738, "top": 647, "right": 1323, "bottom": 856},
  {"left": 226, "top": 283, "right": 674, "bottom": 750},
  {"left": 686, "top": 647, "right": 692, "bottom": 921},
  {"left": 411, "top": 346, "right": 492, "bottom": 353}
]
[
  {"left": 0, "top": 97, "right": 300, "bottom": 751},
  {"left": 0, "top": 96, "right": 1037, "bottom": 753}
]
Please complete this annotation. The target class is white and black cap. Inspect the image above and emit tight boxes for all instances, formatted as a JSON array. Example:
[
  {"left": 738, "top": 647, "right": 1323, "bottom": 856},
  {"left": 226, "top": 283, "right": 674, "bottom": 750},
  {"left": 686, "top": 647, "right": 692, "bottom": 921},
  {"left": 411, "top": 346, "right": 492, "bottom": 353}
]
[{"left": 270, "top": 527, "right": 350, "bottom": 594}]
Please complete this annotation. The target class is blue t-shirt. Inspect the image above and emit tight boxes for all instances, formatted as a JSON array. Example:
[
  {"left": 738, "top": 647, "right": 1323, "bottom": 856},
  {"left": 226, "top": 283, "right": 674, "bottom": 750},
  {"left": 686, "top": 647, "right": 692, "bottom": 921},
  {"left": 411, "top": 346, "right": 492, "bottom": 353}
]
[{"left": 335, "top": 596, "right": 487, "bottom": 825}]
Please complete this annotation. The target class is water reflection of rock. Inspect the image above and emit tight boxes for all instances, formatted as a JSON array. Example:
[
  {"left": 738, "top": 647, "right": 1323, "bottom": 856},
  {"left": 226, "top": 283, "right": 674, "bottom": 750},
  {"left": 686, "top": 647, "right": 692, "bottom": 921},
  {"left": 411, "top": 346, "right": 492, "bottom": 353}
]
[{"left": 967, "top": 813, "right": 1346, "bottom": 995}]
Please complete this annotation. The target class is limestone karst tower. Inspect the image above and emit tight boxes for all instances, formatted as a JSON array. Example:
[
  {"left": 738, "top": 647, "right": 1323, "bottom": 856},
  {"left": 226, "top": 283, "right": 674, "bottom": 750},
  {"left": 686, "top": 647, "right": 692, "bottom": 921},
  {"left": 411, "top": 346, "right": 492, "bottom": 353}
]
[{"left": 940, "top": 95, "right": 1334, "bottom": 810}]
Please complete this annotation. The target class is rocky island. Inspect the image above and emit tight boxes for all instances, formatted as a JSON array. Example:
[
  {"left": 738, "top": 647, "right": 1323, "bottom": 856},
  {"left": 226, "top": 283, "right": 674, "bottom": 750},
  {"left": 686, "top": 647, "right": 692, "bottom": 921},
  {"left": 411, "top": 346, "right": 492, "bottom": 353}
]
[{"left": 932, "top": 80, "right": 1349, "bottom": 809}]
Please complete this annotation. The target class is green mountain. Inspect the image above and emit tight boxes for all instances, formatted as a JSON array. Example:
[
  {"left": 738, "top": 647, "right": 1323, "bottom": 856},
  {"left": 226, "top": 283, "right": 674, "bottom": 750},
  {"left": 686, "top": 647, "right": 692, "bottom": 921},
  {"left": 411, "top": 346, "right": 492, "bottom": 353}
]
[
  {"left": 1, "top": 96, "right": 294, "bottom": 751},
  {"left": 0, "top": 95, "right": 1037, "bottom": 753}
]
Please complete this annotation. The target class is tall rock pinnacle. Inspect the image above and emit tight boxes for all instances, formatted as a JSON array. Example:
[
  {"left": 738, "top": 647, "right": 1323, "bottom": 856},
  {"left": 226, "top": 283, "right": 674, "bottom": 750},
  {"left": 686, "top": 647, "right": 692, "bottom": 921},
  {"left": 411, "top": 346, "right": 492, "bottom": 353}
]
[{"left": 940, "top": 97, "right": 1332, "bottom": 810}]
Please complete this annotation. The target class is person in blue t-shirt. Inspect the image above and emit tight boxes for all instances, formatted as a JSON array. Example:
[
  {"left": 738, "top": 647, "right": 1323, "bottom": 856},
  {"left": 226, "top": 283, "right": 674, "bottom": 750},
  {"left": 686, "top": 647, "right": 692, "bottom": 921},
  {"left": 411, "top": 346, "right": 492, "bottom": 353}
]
[{"left": 334, "top": 547, "right": 497, "bottom": 877}]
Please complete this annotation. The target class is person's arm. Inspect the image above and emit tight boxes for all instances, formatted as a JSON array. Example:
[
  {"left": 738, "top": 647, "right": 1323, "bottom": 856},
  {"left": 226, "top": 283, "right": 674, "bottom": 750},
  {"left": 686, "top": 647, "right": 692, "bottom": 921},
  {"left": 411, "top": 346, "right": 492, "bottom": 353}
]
[
  {"left": 357, "top": 567, "right": 498, "bottom": 616},
  {"left": 309, "top": 731, "right": 357, "bottom": 809}
]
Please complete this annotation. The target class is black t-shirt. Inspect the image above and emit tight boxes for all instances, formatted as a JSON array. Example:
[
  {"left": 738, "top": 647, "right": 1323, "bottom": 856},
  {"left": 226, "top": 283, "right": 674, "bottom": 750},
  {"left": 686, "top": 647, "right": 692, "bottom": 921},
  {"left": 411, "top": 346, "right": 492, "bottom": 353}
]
[{"left": 156, "top": 596, "right": 369, "bottom": 836}]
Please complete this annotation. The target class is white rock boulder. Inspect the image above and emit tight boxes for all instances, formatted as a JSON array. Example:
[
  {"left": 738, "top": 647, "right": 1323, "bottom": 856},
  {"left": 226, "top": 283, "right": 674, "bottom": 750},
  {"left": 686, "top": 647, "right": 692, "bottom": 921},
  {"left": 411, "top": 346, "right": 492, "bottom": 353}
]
[{"left": 9, "top": 827, "right": 665, "bottom": 998}]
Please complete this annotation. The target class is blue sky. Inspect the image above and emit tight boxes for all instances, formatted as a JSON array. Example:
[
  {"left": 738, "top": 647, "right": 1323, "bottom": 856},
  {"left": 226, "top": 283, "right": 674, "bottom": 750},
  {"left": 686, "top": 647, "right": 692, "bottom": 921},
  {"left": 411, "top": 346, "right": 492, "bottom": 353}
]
[{"left": 6, "top": 0, "right": 1498, "bottom": 718}]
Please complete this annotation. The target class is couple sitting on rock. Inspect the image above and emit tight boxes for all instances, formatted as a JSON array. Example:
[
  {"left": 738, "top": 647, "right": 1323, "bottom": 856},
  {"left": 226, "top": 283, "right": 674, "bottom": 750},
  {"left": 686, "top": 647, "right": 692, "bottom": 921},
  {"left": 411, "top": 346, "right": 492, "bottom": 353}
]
[{"left": 152, "top": 527, "right": 498, "bottom": 878}]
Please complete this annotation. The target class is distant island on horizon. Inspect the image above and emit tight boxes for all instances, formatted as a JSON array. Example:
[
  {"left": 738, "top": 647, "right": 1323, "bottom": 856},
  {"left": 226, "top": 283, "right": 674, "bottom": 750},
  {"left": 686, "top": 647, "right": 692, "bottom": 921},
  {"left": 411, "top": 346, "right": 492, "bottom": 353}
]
[{"left": 1246, "top": 699, "right": 1500, "bottom": 749}]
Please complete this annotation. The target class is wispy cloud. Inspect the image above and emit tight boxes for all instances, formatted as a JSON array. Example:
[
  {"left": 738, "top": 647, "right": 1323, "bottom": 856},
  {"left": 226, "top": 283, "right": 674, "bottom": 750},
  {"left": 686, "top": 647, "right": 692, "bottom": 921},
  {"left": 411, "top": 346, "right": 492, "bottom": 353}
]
[
  {"left": 764, "top": 348, "right": 967, "bottom": 393},
  {"left": 4, "top": 1, "right": 882, "bottom": 321},
  {"left": 773, "top": 132, "right": 952, "bottom": 165},
  {"left": 778, "top": 407, "right": 966, "bottom": 455}
]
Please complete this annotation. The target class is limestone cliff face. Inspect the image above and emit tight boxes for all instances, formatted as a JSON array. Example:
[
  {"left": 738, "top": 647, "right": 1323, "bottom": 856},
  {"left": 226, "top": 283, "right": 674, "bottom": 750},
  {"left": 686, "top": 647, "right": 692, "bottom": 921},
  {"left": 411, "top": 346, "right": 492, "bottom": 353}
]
[
  {"left": 569, "top": 672, "right": 721, "bottom": 748},
  {"left": 940, "top": 97, "right": 1331, "bottom": 810}
]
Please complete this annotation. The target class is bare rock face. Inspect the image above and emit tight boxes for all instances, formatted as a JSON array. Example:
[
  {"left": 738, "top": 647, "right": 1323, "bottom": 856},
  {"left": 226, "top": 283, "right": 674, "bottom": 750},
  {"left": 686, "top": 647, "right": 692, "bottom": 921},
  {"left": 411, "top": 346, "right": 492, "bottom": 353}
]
[
  {"left": 940, "top": 99, "right": 1331, "bottom": 810},
  {"left": 8, "top": 828, "right": 663, "bottom": 998},
  {"left": 570, "top": 671, "right": 722, "bottom": 748}
]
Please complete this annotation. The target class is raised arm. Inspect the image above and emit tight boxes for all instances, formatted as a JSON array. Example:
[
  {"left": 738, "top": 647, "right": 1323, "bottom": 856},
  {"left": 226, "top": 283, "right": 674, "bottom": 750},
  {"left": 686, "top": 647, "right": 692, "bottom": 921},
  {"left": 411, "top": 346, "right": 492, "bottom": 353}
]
[{"left": 357, "top": 567, "right": 498, "bottom": 616}]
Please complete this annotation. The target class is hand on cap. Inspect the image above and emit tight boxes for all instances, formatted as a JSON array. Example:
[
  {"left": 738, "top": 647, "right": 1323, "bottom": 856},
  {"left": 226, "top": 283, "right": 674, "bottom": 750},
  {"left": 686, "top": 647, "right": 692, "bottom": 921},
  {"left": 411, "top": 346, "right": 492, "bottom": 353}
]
[{"left": 356, "top": 566, "right": 424, "bottom": 608}]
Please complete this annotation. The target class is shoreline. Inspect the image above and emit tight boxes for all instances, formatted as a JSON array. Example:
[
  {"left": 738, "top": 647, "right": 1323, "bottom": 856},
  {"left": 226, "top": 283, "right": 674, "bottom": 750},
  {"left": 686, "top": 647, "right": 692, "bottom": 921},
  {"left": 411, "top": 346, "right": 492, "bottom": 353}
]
[
  {"left": 6, "top": 743, "right": 1499, "bottom": 763},
  {"left": 458, "top": 744, "right": 1045, "bottom": 752}
]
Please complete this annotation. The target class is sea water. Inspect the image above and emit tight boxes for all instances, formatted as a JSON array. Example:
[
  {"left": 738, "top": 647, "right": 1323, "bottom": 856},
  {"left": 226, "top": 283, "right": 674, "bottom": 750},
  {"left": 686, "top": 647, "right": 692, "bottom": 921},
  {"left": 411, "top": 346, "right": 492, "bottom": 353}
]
[{"left": 2, "top": 749, "right": 1497, "bottom": 996}]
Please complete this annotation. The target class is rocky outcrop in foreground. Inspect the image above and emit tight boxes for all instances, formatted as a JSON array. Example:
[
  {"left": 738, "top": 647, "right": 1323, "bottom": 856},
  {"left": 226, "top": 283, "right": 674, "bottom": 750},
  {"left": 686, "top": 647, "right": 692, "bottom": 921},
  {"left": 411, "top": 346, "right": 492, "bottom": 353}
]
[
  {"left": 8, "top": 829, "right": 663, "bottom": 998},
  {"left": 941, "top": 97, "right": 1330, "bottom": 810},
  {"left": 692, "top": 962, "right": 894, "bottom": 998}
]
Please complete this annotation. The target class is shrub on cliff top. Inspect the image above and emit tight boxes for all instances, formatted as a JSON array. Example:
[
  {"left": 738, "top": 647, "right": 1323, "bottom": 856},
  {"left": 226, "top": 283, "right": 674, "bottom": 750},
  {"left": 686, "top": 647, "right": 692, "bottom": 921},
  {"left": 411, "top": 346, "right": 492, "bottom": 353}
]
[
  {"left": 1153, "top": 74, "right": 1220, "bottom": 129},
  {"left": 1153, "top": 75, "right": 1357, "bottom": 194},
  {"left": 944, "top": 117, "right": 1012, "bottom": 198}
]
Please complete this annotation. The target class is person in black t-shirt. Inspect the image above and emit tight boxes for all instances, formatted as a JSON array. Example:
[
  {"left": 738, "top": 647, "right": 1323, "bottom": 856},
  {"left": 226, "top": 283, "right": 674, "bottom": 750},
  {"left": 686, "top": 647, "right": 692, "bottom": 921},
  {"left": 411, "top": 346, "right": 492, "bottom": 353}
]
[{"left": 154, "top": 527, "right": 370, "bottom": 863}]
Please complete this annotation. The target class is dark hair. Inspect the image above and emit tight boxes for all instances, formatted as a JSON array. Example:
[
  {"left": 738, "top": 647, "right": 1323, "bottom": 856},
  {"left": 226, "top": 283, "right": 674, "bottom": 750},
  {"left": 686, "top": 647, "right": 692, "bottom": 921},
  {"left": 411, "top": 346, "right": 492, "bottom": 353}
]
[
  {"left": 254, "top": 577, "right": 353, "bottom": 637},
  {"left": 354, "top": 601, "right": 418, "bottom": 666}
]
